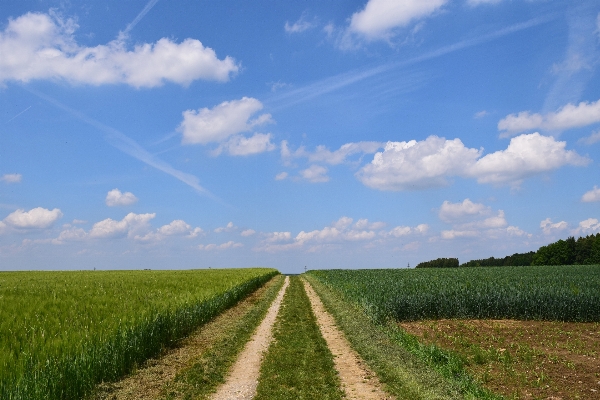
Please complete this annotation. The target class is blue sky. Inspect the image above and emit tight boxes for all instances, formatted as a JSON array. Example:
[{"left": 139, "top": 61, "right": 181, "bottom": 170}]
[{"left": 1, "top": 0, "right": 600, "bottom": 273}]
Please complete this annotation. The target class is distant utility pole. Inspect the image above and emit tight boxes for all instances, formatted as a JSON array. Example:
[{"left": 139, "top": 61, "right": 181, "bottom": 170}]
[{"left": 304, "top": 265, "right": 307, "bottom": 273}]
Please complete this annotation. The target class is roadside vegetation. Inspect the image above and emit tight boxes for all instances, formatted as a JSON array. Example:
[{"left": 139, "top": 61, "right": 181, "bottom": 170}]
[
  {"left": 304, "top": 275, "right": 493, "bottom": 400},
  {"left": 254, "top": 276, "right": 344, "bottom": 400},
  {"left": 0, "top": 268, "right": 277, "bottom": 400},
  {"left": 152, "top": 274, "right": 286, "bottom": 399}
]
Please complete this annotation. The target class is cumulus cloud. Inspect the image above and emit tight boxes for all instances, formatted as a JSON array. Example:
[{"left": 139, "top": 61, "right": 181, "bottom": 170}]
[
  {"left": 241, "top": 229, "right": 256, "bottom": 237},
  {"left": 356, "top": 136, "right": 481, "bottom": 191},
  {"left": 439, "top": 199, "right": 528, "bottom": 240},
  {"left": 0, "top": 12, "right": 239, "bottom": 87},
  {"left": 135, "top": 219, "right": 203, "bottom": 241},
  {"left": 214, "top": 221, "right": 237, "bottom": 233},
  {"left": 498, "top": 99, "right": 600, "bottom": 136},
  {"left": 105, "top": 188, "right": 138, "bottom": 207},
  {"left": 540, "top": 218, "right": 568, "bottom": 235},
  {"left": 213, "top": 133, "right": 276, "bottom": 156},
  {"left": 582, "top": 186, "right": 600, "bottom": 202},
  {"left": 474, "top": 110, "right": 489, "bottom": 119},
  {"left": 300, "top": 165, "right": 329, "bottom": 183},
  {"left": 438, "top": 199, "right": 489, "bottom": 223},
  {"left": 575, "top": 218, "right": 600, "bottom": 235},
  {"left": 89, "top": 212, "right": 155, "bottom": 239},
  {"left": 198, "top": 241, "right": 243, "bottom": 251},
  {"left": 178, "top": 97, "right": 273, "bottom": 145},
  {"left": 285, "top": 12, "right": 316, "bottom": 33},
  {"left": 349, "top": 0, "right": 447, "bottom": 40},
  {"left": 471, "top": 133, "right": 589, "bottom": 185},
  {"left": 357, "top": 133, "right": 588, "bottom": 190},
  {"left": 256, "top": 216, "right": 425, "bottom": 252},
  {"left": 0, "top": 173, "right": 22, "bottom": 183},
  {"left": 3, "top": 207, "right": 62, "bottom": 229}
]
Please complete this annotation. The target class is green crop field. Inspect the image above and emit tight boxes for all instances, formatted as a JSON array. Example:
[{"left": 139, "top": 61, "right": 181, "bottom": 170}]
[
  {"left": 0, "top": 268, "right": 277, "bottom": 400},
  {"left": 307, "top": 265, "right": 600, "bottom": 322}
]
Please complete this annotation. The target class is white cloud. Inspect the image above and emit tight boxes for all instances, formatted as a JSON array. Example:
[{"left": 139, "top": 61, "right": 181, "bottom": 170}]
[
  {"left": 281, "top": 141, "right": 382, "bottom": 166},
  {"left": 540, "top": 218, "right": 568, "bottom": 235},
  {"left": 582, "top": 186, "right": 600, "bottom": 202},
  {"left": 474, "top": 110, "right": 489, "bottom": 119},
  {"left": 357, "top": 136, "right": 481, "bottom": 191},
  {"left": 498, "top": 99, "right": 600, "bottom": 136},
  {"left": 0, "top": 173, "right": 22, "bottom": 183},
  {"left": 105, "top": 188, "right": 138, "bottom": 207},
  {"left": 89, "top": 212, "right": 155, "bottom": 239},
  {"left": 275, "top": 172, "right": 288, "bottom": 181},
  {"left": 385, "top": 224, "right": 429, "bottom": 237},
  {"left": 179, "top": 97, "right": 273, "bottom": 145},
  {"left": 358, "top": 133, "right": 587, "bottom": 190},
  {"left": 135, "top": 219, "right": 202, "bottom": 241},
  {"left": 438, "top": 199, "right": 489, "bottom": 223},
  {"left": 241, "top": 229, "right": 256, "bottom": 237},
  {"left": 441, "top": 229, "right": 478, "bottom": 239},
  {"left": 3, "top": 207, "right": 62, "bottom": 229},
  {"left": 354, "top": 218, "right": 386, "bottom": 230},
  {"left": 578, "top": 130, "right": 600, "bottom": 146},
  {"left": 255, "top": 216, "right": 427, "bottom": 252},
  {"left": 349, "top": 0, "right": 447, "bottom": 40},
  {"left": 285, "top": 13, "right": 316, "bottom": 33},
  {"left": 214, "top": 221, "right": 237, "bottom": 233},
  {"left": 300, "top": 165, "right": 329, "bottom": 183},
  {"left": 213, "top": 133, "right": 276, "bottom": 156},
  {"left": 198, "top": 241, "right": 243, "bottom": 251},
  {"left": 470, "top": 133, "right": 589, "bottom": 185},
  {"left": 0, "top": 12, "right": 239, "bottom": 87},
  {"left": 575, "top": 218, "right": 600, "bottom": 235}
]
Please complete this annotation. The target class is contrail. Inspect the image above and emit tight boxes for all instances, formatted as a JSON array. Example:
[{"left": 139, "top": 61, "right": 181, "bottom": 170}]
[
  {"left": 267, "top": 14, "right": 556, "bottom": 110},
  {"left": 23, "top": 86, "right": 219, "bottom": 201},
  {"left": 122, "top": 0, "right": 160, "bottom": 36},
  {"left": 7, "top": 106, "right": 31, "bottom": 122}
]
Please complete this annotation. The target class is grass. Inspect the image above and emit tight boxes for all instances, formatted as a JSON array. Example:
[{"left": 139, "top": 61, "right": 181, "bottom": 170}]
[
  {"left": 254, "top": 276, "right": 344, "bottom": 400},
  {"left": 160, "top": 274, "right": 286, "bottom": 399},
  {"left": 0, "top": 268, "right": 277, "bottom": 400},
  {"left": 305, "top": 274, "right": 502, "bottom": 400}
]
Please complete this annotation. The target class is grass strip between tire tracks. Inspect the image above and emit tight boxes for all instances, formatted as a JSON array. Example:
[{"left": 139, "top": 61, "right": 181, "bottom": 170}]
[
  {"left": 254, "top": 276, "right": 344, "bottom": 400},
  {"left": 304, "top": 274, "right": 504, "bottom": 400},
  {"left": 158, "top": 274, "right": 286, "bottom": 399}
]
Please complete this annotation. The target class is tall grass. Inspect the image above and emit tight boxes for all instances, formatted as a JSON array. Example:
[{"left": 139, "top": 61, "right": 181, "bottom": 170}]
[
  {"left": 307, "top": 265, "right": 600, "bottom": 322},
  {"left": 0, "top": 268, "right": 277, "bottom": 400}
]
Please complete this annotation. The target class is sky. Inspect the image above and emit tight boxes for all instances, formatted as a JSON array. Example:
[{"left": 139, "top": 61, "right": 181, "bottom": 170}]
[{"left": 1, "top": 0, "right": 600, "bottom": 273}]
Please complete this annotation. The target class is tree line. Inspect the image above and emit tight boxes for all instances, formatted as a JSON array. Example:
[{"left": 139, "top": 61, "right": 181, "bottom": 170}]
[{"left": 416, "top": 233, "right": 600, "bottom": 268}]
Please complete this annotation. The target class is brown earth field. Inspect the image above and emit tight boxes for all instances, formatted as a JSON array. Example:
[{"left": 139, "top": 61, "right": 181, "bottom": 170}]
[{"left": 399, "top": 319, "right": 600, "bottom": 400}]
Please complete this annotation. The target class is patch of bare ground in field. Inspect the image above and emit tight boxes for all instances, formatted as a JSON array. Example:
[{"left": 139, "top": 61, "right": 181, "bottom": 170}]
[{"left": 399, "top": 319, "right": 600, "bottom": 399}]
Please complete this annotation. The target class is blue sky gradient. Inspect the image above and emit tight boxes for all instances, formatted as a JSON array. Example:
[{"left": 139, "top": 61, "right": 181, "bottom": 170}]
[{"left": 1, "top": 0, "right": 600, "bottom": 273}]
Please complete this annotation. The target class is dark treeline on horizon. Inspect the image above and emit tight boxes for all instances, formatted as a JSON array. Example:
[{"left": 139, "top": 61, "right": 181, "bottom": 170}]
[{"left": 417, "top": 233, "right": 600, "bottom": 268}]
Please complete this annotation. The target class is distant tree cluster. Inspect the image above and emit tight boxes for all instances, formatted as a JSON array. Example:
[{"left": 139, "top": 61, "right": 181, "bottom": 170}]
[
  {"left": 415, "top": 258, "right": 459, "bottom": 269},
  {"left": 459, "top": 252, "right": 535, "bottom": 268},
  {"left": 532, "top": 234, "right": 600, "bottom": 265},
  {"left": 416, "top": 233, "right": 600, "bottom": 268}
]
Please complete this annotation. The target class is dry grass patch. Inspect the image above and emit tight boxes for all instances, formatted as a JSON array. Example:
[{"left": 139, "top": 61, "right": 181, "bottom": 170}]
[{"left": 400, "top": 319, "right": 600, "bottom": 399}]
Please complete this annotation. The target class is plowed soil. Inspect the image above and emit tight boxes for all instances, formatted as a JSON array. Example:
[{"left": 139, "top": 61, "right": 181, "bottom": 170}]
[{"left": 400, "top": 319, "right": 600, "bottom": 399}]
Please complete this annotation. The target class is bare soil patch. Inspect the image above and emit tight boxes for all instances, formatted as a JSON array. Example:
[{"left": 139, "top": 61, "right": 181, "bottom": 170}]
[
  {"left": 303, "top": 280, "right": 394, "bottom": 400},
  {"left": 399, "top": 319, "right": 600, "bottom": 399}
]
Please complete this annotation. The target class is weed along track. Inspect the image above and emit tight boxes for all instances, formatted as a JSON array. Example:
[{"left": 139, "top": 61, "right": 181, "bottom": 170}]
[{"left": 302, "top": 279, "right": 394, "bottom": 400}]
